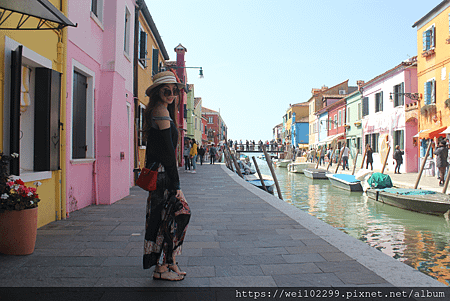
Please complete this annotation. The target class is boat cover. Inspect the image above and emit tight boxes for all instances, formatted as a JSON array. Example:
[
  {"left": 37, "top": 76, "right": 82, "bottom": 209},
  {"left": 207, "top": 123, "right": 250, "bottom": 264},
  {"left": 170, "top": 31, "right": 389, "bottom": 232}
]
[
  {"left": 333, "top": 174, "right": 360, "bottom": 183},
  {"left": 380, "top": 188, "right": 436, "bottom": 196},
  {"left": 368, "top": 173, "right": 393, "bottom": 188}
]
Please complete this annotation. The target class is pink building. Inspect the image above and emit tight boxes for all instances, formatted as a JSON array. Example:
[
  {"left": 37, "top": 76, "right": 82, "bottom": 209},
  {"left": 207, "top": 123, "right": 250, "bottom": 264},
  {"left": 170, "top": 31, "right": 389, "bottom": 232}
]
[{"left": 65, "top": 0, "right": 135, "bottom": 211}]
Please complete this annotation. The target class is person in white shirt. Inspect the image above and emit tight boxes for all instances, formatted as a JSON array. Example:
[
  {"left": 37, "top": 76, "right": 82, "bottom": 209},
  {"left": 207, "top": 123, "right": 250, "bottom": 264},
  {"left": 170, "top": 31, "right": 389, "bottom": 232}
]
[{"left": 341, "top": 143, "right": 350, "bottom": 170}]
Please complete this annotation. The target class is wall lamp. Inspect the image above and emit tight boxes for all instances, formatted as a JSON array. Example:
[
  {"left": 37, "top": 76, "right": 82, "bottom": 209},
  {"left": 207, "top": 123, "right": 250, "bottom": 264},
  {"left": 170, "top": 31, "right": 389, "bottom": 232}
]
[
  {"left": 165, "top": 66, "right": 204, "bottom": 78},
  {"left": 389, "top": 92, "right": 422, "bottom": 101}
]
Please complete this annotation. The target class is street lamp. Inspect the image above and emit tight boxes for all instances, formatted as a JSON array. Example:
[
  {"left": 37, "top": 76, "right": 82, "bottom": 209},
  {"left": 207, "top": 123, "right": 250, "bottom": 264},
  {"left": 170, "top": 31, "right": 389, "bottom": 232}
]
[{"left": 164, "top": 66, "right": 204, "bottom": 78}]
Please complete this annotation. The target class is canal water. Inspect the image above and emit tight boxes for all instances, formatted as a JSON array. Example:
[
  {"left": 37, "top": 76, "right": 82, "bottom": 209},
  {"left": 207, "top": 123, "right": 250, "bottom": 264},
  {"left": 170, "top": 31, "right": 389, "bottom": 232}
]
[{"left": 250, "top": 154, "right": 450, "bottom": 286}]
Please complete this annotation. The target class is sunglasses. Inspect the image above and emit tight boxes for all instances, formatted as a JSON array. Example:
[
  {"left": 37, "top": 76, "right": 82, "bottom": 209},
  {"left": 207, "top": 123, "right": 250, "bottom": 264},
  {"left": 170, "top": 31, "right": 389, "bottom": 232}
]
[{"left": 161, "top": 87, "right": 179, "bottom": 97}]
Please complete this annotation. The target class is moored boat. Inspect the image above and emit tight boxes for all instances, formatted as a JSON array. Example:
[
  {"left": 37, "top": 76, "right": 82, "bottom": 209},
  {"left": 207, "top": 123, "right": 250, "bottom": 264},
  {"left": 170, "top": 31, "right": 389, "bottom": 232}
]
[
  {"left": 304, "top": 168, "right": 331, "bottom": 179},
  {"left": 326, "top": 174, "right": 363, "bottom": 191},
  {"left": 366, "top": 188, "right": 450, "bottom": 216},
  {"left": 287, "top": 157, "right": 315, "bottom": 173},
  {"left": 244, "top": 174, "right": 275, "bottom": 194},
  {"left": 273, "top": 159, "right": 291, "bottom": 168}
]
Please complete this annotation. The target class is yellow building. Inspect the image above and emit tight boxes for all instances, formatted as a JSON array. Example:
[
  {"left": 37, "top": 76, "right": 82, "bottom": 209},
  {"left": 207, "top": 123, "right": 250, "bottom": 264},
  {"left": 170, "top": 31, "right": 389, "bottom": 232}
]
[
  {"left": 283, "top": 103, "right": 308, "bottom": 145},
  {"left": 0, "top": 1, "right": 75, "bottom": 227},
  {"left": 135, "top": 1, "right": 170, "bottom": 173},
  {"left": 413, "top": 1, "right": 450, "bottom": 143}
]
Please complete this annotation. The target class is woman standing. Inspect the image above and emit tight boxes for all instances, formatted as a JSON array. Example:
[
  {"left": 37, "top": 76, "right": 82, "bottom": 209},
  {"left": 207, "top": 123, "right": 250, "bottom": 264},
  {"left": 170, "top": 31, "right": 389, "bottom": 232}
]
[
  {"left": 393, "top": 145, "right": 404, "bottom": 174},
  {"left": 366, "top": 145, "right": 373, "bottom": 170},
  {"left": 142, "top": 71, "right": 191, "bottom": 281},
  {"left": 435, "top": 141, "right": 448, "bottom": 186},
  {"left": 190, "top": 139, "right": 198, "bottom": 173}
]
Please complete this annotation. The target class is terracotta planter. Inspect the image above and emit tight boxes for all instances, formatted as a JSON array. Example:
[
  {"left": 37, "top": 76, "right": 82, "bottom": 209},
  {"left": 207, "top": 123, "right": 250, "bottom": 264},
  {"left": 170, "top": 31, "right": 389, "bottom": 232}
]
[{"left": 0, "top": 207, "right": 38, "bottom": 255}]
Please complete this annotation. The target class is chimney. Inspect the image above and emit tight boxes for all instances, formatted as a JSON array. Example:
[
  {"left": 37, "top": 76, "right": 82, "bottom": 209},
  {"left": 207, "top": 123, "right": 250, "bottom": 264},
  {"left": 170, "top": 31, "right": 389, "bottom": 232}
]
[{"left": 174, "top": 43, "right": 187, "bottom": 83}]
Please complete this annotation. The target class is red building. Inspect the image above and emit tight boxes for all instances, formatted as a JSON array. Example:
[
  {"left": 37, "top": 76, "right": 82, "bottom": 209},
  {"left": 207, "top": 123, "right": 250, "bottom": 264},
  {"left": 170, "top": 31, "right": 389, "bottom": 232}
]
[
  {"left": 326, "top": 97, "right": 347, "bottom": 147},
  {"left": 202, "top": 107, "right": 227, "bottom": 146}
]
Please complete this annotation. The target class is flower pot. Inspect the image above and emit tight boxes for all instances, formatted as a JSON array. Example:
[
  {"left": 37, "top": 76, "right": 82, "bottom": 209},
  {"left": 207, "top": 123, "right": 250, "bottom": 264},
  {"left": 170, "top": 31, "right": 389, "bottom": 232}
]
[{"left": 0, "top": 207, "right": 38, "bottom": 255}]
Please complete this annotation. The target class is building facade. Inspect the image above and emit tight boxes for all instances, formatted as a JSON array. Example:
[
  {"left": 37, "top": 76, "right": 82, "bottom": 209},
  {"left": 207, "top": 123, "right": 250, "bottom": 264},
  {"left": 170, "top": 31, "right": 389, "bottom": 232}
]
[
  {"left": 1, "top": 0, "right": 75, "bottom": 226},
  {"left": 361, "top": 58, "right": 418, "bottom": 173},
  {"left": 413, "top": 1, "right": 450, "bottom": 158}
]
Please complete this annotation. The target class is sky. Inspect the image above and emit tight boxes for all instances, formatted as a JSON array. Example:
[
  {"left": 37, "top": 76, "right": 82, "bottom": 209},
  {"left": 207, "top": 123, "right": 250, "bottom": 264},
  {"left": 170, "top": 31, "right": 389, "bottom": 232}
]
[{"left": 145, "top": 0, "right": 443, "bottom": 142}]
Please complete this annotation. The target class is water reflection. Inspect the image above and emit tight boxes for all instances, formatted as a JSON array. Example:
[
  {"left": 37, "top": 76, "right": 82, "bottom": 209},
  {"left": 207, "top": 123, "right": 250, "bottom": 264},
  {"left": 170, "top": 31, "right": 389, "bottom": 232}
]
[{"left": 252, "top": 155, "right": 450, "bottom": 285}]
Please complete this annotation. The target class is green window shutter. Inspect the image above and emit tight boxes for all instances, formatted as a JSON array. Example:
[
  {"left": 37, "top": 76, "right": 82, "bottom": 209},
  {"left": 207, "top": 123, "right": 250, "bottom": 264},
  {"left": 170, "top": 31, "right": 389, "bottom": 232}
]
[
  {"left": 423, "top": 31, "right": 427, "bottom": 51},
  {"left": 10, "top": 46, "right": 22, "bottom": 176},
  {"left": 152, "top": 49, "right": 159, "bottom": 75},
  {"left": 432, "top": 79, "right": 436, "bottom": 103},
  {"left": 380, "top": 91, "right": 383, "bottom": 111},
  {"left": 400, "top": 82, "right": 405, "bottom": 106},
  {"left": 431, "top": 25, "right": 435, "bottom": 48},
  {"left": 34, "top": 68, "right": 61, "bottom": 171}
]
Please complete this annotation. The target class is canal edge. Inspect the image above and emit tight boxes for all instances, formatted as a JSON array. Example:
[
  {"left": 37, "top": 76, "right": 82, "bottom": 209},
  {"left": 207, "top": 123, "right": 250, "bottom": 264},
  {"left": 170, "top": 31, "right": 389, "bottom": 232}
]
[{"left": 220, "top": 164, "right": 446, "bottom": 287}]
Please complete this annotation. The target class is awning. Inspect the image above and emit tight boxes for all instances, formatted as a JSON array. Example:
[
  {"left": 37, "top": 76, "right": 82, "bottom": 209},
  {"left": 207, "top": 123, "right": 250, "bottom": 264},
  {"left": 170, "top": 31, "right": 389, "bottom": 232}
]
[
  {"left": 440, "top": 127, "right": 450, "bottom": 135},
  {"left": 318, "top": 133, "right": 345, "bottom": 145},
  {"left": 418, "top": 126, "right": 447, "bottom": 139},
  {"left": 413, "top": 129, "right": 428, "bottom": 138},
  {"left": 0, "top": 0, "right": 76, "bottom": 30}
]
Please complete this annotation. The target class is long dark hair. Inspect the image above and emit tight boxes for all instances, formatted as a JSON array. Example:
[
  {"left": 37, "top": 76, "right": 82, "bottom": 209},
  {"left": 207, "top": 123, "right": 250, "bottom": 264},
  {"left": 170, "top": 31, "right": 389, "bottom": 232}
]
[{"left": 143, "top": 85, "right": 179, "bottom": 140}]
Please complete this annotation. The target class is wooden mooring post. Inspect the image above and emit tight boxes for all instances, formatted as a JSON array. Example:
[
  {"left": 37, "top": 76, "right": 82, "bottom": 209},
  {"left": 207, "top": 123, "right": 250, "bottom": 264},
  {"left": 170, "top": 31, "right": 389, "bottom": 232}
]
[
  {"left": 252, "top": 156, "right": 268, "bottom": 192},
  {"left": 360, "top": 145, "right": 368, "bottom": 169},
  {"left": 414, "top": 141, "right": 433, "bottom": 189},
  {"left": 381, "top": 145, "right": 391, "bottom": 174},
  {"left": 261, "top": 143, "right": 283, "bottom": 200},
  {"left": 334, "top": 147, "right": 345, "bottom": 174},
  {"left": 326, "top": 144, "right": 337, "bottom": 171},
  {"left": 352, "top": 149, "right": 359, "bottom": 175}
]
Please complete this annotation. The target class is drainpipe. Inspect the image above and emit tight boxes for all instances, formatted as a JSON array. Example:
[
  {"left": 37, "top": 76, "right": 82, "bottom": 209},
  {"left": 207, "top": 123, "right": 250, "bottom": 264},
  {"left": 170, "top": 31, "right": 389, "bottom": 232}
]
[{"left": 133, "top": 0, "right": 142, "bottom": 182}]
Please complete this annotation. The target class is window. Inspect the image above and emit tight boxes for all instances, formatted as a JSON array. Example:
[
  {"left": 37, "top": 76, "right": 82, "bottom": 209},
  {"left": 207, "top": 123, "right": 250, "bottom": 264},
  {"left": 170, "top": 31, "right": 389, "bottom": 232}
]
[
  {"left": 91, "top": 0, "right": 103, "bottom": 23},
  {"left": 365, "top": 133, "right": 379, "bottom": 153},
  {"left": 347, "top": 107, "right": 350, "bottom": 124},
  {"left": 362, "top": 97, "right": 369, "bottom": 117},
  {"left": 339, "top": 90, "right": 346, "bottom": 95},
  {"left": 334, "top": 115, "right": 337, "bottom": 129},
  {"left": 424, "top": 79, "right": 436, "bottom": 105},
  {"left": 422, "top": 25, "right": 435, "bottom": 51},
  {"left": 338, "top": 111, "right": 342, "bottom": 126},
  {"left": 358, "top": 103, "right": 361, "bottom": 120},
  {"left": 124, "top": 7, "right": 131, "bottom": 55},
  {"left": 375, "top": 92, "right": 383, "bottom": 112},
  {"left": 394, "top": 130, "right": 404, "bottom": 150},
  {"left": 9, "top": 44, "right": 61, "bottom": 176},
  {"left": 393, "top": 83, "right": 404, "bottom": 107},
  {"left": 208, "top": 117, "right": 213, "bottom": 123},
  {"left": 138, "top": 25, "right": 147, "bottom": 67}
]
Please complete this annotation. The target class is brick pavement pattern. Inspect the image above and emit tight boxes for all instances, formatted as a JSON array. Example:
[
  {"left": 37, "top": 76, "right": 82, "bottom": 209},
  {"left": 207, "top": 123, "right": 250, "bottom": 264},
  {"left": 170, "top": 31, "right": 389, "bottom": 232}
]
[{"left": 0, "top": 163, "right": 445, "bottom": 287}]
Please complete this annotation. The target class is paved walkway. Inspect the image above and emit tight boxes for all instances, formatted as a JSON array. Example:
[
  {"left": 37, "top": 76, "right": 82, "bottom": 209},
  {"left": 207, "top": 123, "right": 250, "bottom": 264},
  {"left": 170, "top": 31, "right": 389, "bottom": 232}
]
[{"left": 0, "top": 163, "right": 446, "bottom": 288}]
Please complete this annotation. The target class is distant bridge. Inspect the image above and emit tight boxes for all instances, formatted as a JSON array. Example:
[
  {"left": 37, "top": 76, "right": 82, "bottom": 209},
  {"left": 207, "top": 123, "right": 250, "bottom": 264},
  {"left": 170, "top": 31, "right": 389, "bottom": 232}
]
[{"left": 228, "top": 144, "right": 287, "bottom": 153}]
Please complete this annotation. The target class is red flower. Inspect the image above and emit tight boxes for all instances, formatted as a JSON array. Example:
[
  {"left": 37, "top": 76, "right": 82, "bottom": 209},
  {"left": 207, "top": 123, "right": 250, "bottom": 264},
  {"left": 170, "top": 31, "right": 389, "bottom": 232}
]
[{"left": 15, "top": 179, "right": 24, "bottom": 185}]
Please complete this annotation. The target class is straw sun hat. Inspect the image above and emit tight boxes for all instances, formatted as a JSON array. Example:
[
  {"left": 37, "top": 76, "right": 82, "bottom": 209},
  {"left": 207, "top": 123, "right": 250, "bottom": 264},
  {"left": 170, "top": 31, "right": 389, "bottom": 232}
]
[{"left": 145, "top": 71, "right": 185, "bottom": 96}]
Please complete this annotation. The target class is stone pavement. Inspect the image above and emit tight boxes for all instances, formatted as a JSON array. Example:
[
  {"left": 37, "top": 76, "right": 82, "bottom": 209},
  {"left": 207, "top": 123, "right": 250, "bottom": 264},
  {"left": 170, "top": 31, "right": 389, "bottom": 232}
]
[{"left": 0, "top": 163, "right": 446, "bottom": 288}]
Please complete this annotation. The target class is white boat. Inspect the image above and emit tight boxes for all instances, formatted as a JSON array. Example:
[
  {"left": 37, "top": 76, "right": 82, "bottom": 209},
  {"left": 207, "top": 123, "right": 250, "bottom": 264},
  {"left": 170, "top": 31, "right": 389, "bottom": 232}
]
[
  {"left": 273, "top": 159, "right": 291, "bottom": 168},
  {"left": 287, "top": 157, "right": 315, "bottom": 173}
]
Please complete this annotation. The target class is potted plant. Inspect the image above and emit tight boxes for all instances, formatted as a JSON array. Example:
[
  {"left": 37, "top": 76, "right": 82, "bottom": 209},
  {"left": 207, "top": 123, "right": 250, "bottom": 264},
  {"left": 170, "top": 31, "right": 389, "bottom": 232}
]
[
  {"left": 445, "top": 98, "right": 450, "bottom": 109},
  {"left": 0, "top": 151, "right": 41, "bottom": 255}
]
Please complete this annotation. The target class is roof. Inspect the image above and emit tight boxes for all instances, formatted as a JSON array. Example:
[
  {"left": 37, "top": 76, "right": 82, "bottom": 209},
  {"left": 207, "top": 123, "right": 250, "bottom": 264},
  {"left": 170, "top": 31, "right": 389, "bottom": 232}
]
[
  {"left": 194, "top": 97, "right": 202, "bottom": 108},
  {"left": 291, "top": 102, "right": 309, "bottom": 107},
  {"left": 140, "top": 0, "right": 169, "bottom": 60},
  {"left": 412, "top": 0, "right": 450, "bottom": 28},
  {"left": 202, "top": 107, "right": 218, "bottom": 114},
  {"left": 362, "top": 57, "right": 417, "bottom": 89}
]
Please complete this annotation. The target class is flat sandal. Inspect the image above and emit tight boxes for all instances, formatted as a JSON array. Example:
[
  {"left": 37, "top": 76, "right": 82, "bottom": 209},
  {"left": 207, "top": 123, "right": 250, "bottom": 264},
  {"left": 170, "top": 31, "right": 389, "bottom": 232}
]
[{"left": 153, "top": 270, "right": 184, "bottom": 281}]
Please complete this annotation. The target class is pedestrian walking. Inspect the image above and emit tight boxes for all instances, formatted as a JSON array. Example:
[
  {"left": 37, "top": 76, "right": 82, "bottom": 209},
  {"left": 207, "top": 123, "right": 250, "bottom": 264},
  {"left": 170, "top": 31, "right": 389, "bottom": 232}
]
[
  {"left": 142, "top": 71, "right": 190, "bottom": 281},
  {"left": 366, "top": 145, "right": 373, "bottom": 170},
  {"left": 435, "top": 141, "right": 448, "bottom": 186},
  {"left": 190, "top": 139, "right": 198, "bottom": 173},
  {"left": 210, "top": 143, "right": 217, "bottom": 164},
  {"left": 319, "top": 147, "right": 325, "bottom": 166},
  {"left": 341, "top": 143, "right": 350, "bottom": 170},
  {"left": 183, "top": 141, "right": 191, "bottom": 172},
  {"left": 393, "top": 145, "right": 404, "bottom": 174},
  {"left": 198, "top": 145, "right": 205, "bottom": 165}
]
